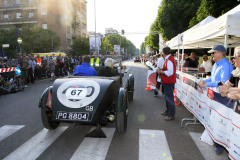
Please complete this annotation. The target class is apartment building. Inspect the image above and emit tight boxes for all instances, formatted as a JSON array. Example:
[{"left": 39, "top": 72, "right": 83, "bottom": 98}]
[{"left": 0, "top": 0, "right": 87, "bottom": 51}]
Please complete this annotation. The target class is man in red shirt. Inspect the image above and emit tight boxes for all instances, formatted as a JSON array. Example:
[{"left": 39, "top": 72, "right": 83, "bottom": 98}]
[{"left": 157, "top": 46, "right": 176, "bottom": 121}]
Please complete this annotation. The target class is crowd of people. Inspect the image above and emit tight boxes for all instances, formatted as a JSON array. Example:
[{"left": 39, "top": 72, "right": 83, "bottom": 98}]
[
  {"left": 149, "top": 45, "right": 240, "bottom": 156},
  {"left": 0, "top": 53, "right": 107, "bottom": 96}
]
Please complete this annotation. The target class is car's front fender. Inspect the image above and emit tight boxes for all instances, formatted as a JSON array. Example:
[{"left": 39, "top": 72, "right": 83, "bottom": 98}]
[{"left": 127, "top": 74, "right": 134, "bottom": 92}]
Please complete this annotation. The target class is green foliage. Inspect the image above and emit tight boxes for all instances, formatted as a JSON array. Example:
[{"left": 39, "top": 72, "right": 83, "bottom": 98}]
[
  {"left": 146, "top": 19, "right": 160, "bottom": 52},
  {"left": 21, "top": 26, "right": 60, "bottom": 54},
  {"left": 140, "top": 42, "right": 146, "bottom": 54},
  {"left": 189, "top": 0, "right": 240, "bottom": 28},
  {"left": 101, "top": 34, "right": 137, "bottom": 56},
  {"left": 0, "top": 27, "right": 18, "bottom": 57},
  {"left": 142, "top": 0, "right": 239, "bottom": 55},
  {"left": 157, "top": 0, "right": 201, "bottom": 40},
  {"left": 71, "top": 36, "right": 90, "bottom": 56}
]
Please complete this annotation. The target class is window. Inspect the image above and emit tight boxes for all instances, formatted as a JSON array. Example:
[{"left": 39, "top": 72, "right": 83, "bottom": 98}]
[
  {"left": 29, "top": 13, "right": 34, "bottom": 18},
  {"left": 16, "top": 0, "right": 20, "bottom": 4},
  {"left": 28, "top": 0, "right": 33, "bottom": 3},
  {"left": 4, "top": 0, "right": 8, "bottom": 6},
  {"left": 4, "top": 14, "right": 9, "bottom": 19},
  {"left": 16, "top": 13, "right": 22, "bottom": 19},
  {"left": 42, "top": 24, "right": 47, "bottom": 29}
]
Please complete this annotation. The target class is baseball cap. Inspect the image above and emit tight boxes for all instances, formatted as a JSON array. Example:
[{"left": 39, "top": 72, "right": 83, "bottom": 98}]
[{"left": 208, "top": 45, "right": 226, "bottom": 53}]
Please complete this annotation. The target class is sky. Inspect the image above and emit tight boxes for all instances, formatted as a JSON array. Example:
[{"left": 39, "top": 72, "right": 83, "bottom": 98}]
[{"left": 86, "top": 0, "right": 161, "bottom": 49}]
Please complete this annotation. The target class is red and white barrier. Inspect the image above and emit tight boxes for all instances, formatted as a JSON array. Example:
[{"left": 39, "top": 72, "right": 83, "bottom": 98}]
[{"left": 0, "top": 67, "right": 16, "bottom": 73}]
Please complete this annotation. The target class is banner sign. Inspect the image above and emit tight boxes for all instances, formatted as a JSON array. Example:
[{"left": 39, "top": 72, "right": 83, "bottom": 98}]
[
  {"left": 89, "top": 35, "right": 101, "bottom": 50},
  {"left": 176, "top": 71, "right": 240, "bottom": 160}
]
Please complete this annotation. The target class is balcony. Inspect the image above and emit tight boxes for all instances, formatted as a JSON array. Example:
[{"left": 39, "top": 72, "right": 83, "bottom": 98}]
[
  {"left": 0, "top": 17, "right": 38, "bottom": 25},
  {"left": 0, "top": 3, "right": 37, "bottom": 11}
]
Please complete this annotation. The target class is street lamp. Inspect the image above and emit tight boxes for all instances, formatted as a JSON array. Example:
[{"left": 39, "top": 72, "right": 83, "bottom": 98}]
[{"left": 17, "top": 37, "right": 22, "bottom": 55}]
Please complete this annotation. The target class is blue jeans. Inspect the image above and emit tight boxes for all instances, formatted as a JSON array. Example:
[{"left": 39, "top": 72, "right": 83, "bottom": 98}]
[{"left": 162, "top": 83, "right": 175, "bottom": 117}]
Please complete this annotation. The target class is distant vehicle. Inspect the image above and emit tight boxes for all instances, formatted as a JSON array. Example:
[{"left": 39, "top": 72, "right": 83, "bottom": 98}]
[
  {"left": 134, "top": 57, "right": 141, "bottom": 63},
  {"left": 39, "top": 63, "right": 134, "bottom": 138}
]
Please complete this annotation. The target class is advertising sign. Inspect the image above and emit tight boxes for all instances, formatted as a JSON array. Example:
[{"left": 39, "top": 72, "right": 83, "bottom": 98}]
[
  {"left": 89, "top": 35, "right": 101, "bottom": 50},
  {"left": 176, "top": 71, "right": 240, "bottom": 160},
  {"left": 114, "top": 45, "right": 120, "bottom": 54}
]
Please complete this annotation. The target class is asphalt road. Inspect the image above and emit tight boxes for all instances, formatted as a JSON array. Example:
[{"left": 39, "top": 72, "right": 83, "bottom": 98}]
[{"left": 0, "top": 60, "right": 228, "bottom": 160}]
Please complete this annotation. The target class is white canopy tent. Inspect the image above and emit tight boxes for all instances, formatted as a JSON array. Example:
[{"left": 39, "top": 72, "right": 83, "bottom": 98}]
[
  {"left": 167, "top": 16, "right": 216, "bottom": 49},
  {"left": 179, "top": 4, "right": 240, "bottom": 49}
]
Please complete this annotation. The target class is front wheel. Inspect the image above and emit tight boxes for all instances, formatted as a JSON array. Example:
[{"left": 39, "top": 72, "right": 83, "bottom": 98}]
[
  {"left": 41, "top": 108, "right": 60, "bottom": 130},
  {"left": 116, "top": 88, "right": 128, "bottom": 132}
]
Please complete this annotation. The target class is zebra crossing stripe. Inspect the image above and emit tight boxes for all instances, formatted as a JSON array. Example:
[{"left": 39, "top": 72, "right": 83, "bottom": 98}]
[
  {"left": 70, "top": 127, "right": 115, "bottom": 160},
  {"left": 0, "top": 125, "right": 25, "bottom": 142},
  {"left": 3, "top": 126, "right": 68, "bottom": 160},
  {"left": 139, "top": 129, "right": 173, "bottom": 160},
  {"left": 189, "top": 132, "right": 228, "bottom": 160}
]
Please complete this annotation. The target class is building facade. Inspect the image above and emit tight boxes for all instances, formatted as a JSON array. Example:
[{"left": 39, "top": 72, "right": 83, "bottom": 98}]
[{"left": 0, "top": 0, "right": 87, "bottom": 51}]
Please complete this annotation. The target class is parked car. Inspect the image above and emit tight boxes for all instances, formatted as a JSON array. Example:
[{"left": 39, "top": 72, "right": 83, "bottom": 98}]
[{"left": 38, "top": 66, "right": 134, "bottom": 137}]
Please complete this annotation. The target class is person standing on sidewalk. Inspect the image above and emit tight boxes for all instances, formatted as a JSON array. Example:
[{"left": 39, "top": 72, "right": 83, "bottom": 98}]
[
  {"left": 20, "top": 55, "right": 29, "bottom": 88},
  {"left": 157, "top": 46, "right": 176, "bottom": 121}
]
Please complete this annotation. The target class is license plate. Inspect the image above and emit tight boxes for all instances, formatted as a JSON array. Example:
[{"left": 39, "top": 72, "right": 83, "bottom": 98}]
[{"left": 56, "top": 112, "right": 89, "bottom": 121}]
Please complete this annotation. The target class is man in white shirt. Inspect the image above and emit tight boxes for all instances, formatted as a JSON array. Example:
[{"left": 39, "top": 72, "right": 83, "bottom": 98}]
[
  {"left": 157, "top": 46, "right": 176, "bottom": 121},
  {"left": 154, "top": 53, "right": 165, "bottom": 96},
  {"left": 199, "top": 54, "right": 212, "bottom": 73}
]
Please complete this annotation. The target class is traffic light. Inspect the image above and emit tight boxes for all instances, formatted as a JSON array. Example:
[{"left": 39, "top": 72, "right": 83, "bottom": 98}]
[{"left": 121, "top": 30, "right": 124, "bottom": 35}]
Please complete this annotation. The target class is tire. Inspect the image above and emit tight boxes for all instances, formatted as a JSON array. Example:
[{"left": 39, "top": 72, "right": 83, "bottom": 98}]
[
  {"left": 128, "top": 91, "right": 133, "bottom": 102},
  {"left": 116, "top": 93, "right": 128, "bottom": 132},
  {"left": 41, "top": 108, "right": 59, "bottom": 130},
  {"left": 116, "top": 110, "right": 127, "bottom": 132}
]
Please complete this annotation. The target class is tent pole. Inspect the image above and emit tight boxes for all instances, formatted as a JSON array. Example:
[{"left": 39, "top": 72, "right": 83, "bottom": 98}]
[
  {"left": 181, "top": 42, "right": 184, "bottom": 72},
  {"left": 224, "top": 34, "right": 228, "bottom": 60},
  {"left": 177, "top": 45, "right": 180, "bottom": 71},
  {"left": 229, "top": 47, "right": 231, "bottom": 61}
]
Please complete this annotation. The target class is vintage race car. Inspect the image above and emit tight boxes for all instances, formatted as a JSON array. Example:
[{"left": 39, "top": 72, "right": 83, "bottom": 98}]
[{"left": 38, "top": 71, "right": 134, "bottom": 137}]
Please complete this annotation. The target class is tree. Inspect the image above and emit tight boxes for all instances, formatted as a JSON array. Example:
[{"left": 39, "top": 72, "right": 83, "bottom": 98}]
[
  {"left": 71, "top": 36, "right": 90, "bottom": 56},
  {"left": 140, "top": 42, "right": 146, "bottom": 55},
  {"left": 146, "top": 19, "right": 160, "bottom": 52},
  {"left": 157, "top": 0, "right": 201, "bottom": 40},
  {"left": 101, "top": 34, "right": 136, "bottom": 56},
  {"left": 0, "top": 27, "right": 19, "bottom": 57},
  {"left": 189, "top": 0, "right": 240, "bottom": 28},
  {"left": 21, "top": 26, "right": 60, "bottom": 54}
]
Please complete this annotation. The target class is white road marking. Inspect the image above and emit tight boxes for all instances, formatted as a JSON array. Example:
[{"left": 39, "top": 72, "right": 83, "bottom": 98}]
[
  {"left": 0, "top": 125, "right": 25, "bottom": 142},
  {"left": 139, "top": 129, "right": 173, "bottom": 160},
  {"left": 3, "top": 126, "right": 68, "bottom": 160},
  {"left": 70, "top": 127, "right": 115, "bottom": 160},
  {"left": 189, "top": 132, "right": 228, "bottom": 160}
]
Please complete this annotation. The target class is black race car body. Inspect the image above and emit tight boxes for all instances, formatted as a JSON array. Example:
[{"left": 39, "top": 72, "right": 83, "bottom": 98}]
[{"left": 39, "top": 74, "right": 134, "bottom": 134}]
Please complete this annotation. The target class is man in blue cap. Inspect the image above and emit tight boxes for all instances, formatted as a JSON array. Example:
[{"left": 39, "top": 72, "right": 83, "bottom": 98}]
[
  {"left": 74, "top": 56, "right": 97, "bottom": 76},
  {"left": 198, "top": 45, "right": 233, "bottom": 155},
  {"left": 198, "top": 45, "right": 233, "bottom": 88}
]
